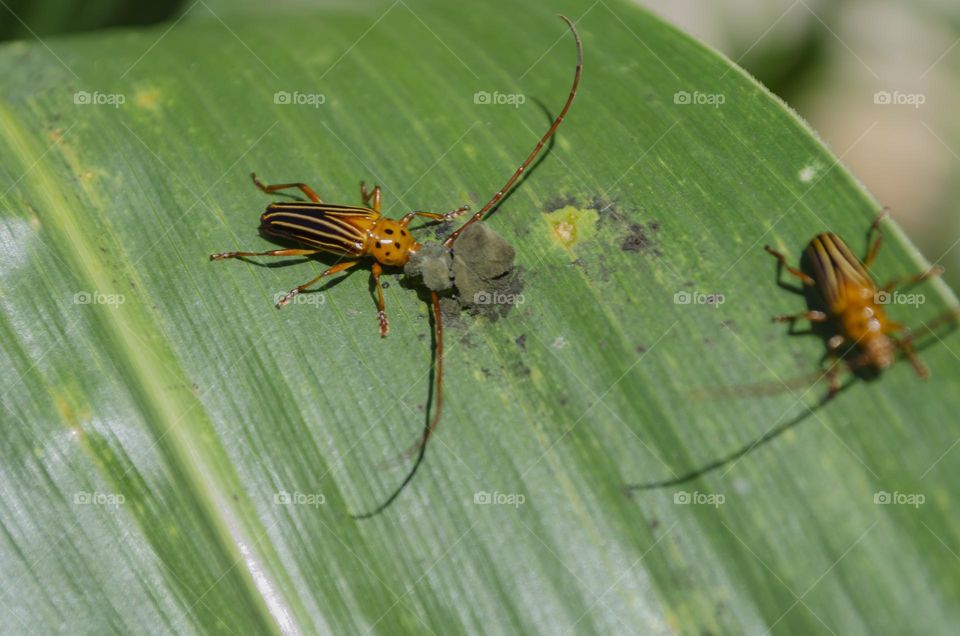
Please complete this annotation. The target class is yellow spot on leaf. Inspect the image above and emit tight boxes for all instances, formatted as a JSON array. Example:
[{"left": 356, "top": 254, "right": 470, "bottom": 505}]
[
  {"left": 545, "top": 205, "right": 598, "bottom": 249},
  {"left": 54, "top": 394, "right": 77, "bottom": 426},
  {"left": 134, "top": 88, "right": 162, "bottom": 109},
  {"left": 52, "top": 385, "right": 91, "bottom": 438}
]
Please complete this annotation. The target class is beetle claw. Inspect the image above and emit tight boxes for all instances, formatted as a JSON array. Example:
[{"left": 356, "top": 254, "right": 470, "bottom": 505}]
[
  {"left": 277, "top": 290, "right": 297, "bottom": 308},
  {"left": 378, "top": 311, "right": 389, "bottom": 337}
]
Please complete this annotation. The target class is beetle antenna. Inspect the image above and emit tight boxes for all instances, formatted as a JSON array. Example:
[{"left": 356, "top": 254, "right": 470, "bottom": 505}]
[
  {"left": 443, "top": 15, "right": 583, "bottom": 248},
  {"left": 350, "top": 291, "right": 444, "bottom": 519},
  {"left": 623, "top": 379, "right": 847, "bottom": 492}
]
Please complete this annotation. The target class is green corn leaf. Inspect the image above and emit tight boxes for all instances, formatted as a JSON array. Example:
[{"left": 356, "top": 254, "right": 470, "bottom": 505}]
[{"left": 1, "top": 0, "right": 959, "bottom": 633}]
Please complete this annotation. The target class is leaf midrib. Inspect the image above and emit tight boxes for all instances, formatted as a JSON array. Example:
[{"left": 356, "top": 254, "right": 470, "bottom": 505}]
[{"left": 0, "top": 102, "right": 303, "bottom": 635}]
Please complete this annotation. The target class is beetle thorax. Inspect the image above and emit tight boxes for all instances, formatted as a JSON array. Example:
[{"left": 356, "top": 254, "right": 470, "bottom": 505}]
[{"left": 369, "top": 218, "right": 415, "bottom": 266}]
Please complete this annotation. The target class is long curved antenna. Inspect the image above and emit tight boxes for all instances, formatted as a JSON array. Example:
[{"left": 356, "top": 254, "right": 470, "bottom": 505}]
[
  {"left": 626, "top": 307, "right": 959, "bottom": 493},
  {"left": 623, "top": 380, "right": 848, "bottom": 492},
  {"left": 623, "top": 411, "right": 809, "bottom": 492},
  {"left": 352, "top": 15, "right": 585, "bottom": 518},
  {"left": 350, "top": 291, "right": 444, "bottom": 519},
  {"left": 443, "top": 15, "right": 583, "bottom": 248}
]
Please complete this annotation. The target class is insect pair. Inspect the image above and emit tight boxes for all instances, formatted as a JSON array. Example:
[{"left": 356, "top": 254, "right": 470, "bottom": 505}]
[
  {"left": 210, "top": 16, "right": 583, "bottom": 517},
  {"left": 627, "top": 213, "right": 952, "bottom": 491},
  {"left": 210, "top": 11, "right": 951, "bottom": 508}
]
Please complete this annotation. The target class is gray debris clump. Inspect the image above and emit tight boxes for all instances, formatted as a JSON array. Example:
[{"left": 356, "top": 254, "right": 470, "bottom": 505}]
[
  {"left": 403, "top": 242, "right": 453, "bottom": 291},
  {"left": 404, "top": 223, "right": 522, "bottom": 319}
]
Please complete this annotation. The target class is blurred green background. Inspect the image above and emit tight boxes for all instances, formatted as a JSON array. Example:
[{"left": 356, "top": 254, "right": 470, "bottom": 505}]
[{"left": 3, "top": 0, "right": 954, "bottom": 284}]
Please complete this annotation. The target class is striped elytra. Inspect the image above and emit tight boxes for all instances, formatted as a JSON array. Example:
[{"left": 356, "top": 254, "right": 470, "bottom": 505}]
[{"left": 259, "top": 203, "right": 372, "bottom": 256}]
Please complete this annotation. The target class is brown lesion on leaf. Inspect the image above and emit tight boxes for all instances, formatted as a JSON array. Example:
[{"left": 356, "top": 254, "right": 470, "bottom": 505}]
[{"left": 620, "top": 222, "right": 662, "bottom": 256}]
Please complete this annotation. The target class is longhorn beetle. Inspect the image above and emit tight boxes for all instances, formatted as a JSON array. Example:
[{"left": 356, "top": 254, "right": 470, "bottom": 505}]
[
  {"left": 211, "top": 16, "right": 583, "bottom": 517},
  {"left": 626, "top": 211, "right": 950, "bottom": 493},
  {"left": 764, "top": 210, "right": 943, "bottom": 396}
]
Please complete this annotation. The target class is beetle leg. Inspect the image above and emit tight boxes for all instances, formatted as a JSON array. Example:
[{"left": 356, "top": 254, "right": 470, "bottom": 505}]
[
  {"left": 765, "top": 246, "right": 815, "bottom": 286},
  {"left": 863, "top": 208, "right": 889, "bottom": 267},
  {"left": 210, "top": 248, "right": 321, "bottom": 261},
  {"left": 772, "top": 310, "right": 827, "bottom": 324},
  {"left": 821, "top": 335, "right": 847, "bottom": 398},
  {"left": 825, "top": 362, "right": 842, "bottom": 398},
  {"left": 276, "top": 260, "right": 359, "bottom": 307},
  {"left": 893, "top": 329, "right": 929, "bottom": 379},
  {"left": 880, "top": 265, "right": 943, "bottom": 293},
  {"left": 360, "top": 182, "right": 382, "bottom": 213},
  {"left": 827, "top": 334, "right": 845, "bottom": 352},
  {"left": 251, "top": 173, "right": 322, "bottom": 202},
  {"left": 399, "top": 205, "right": 471, "bottom": 226},
  {"left": 371, "top": 262, "right": 389, "bottom": 337}
]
